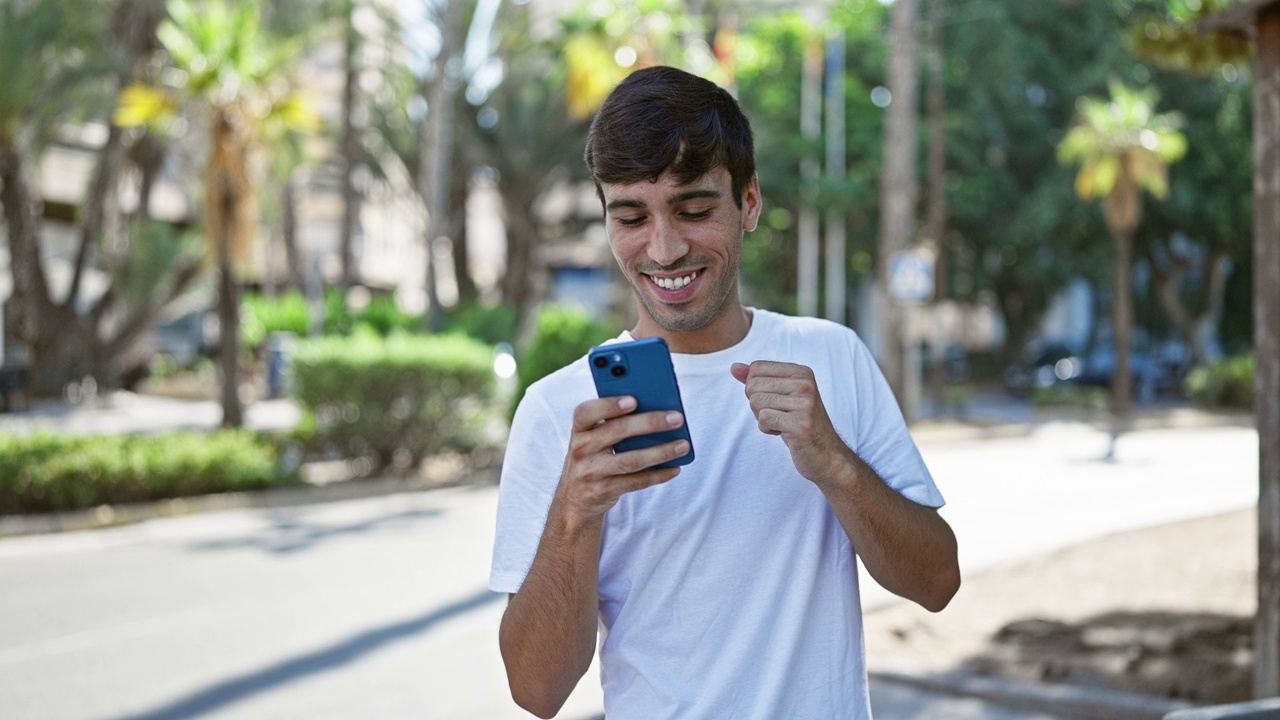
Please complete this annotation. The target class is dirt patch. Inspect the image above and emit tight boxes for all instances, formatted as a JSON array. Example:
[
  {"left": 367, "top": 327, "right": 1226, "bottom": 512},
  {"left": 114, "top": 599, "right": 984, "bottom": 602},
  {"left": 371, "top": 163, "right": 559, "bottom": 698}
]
[{"left": 863, "top": 508, "right": 1257, "bottom": 704}]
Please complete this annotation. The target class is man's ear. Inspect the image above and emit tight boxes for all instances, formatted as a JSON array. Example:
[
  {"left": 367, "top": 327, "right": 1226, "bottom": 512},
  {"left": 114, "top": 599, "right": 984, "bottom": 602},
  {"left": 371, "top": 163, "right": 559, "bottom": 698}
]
[{"left": 741, "top": 175, "right": 762, "bottom": 232}]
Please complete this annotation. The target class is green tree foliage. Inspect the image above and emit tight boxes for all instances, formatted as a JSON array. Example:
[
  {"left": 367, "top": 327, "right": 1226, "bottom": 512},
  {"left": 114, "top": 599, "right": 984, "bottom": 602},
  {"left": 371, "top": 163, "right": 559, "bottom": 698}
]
[{"left": 733, "top": 5, "right": 888, "bottom": 313}]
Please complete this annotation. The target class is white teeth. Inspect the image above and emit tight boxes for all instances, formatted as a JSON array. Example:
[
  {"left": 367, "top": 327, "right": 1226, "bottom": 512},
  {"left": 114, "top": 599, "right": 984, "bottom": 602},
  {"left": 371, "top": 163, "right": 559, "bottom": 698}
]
[{"left": 653, "top": 271, "right": 698, "bottom": 290}]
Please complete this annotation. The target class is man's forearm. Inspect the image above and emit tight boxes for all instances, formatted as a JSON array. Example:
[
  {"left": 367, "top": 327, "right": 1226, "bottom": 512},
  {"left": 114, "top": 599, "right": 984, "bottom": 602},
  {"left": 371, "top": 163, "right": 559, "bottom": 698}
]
[
  {"left": 499, "top": 497, "right": 603, "bottom": 718},
  {"left": 819, "top": 448, "right": 960, "bottom": 612}
]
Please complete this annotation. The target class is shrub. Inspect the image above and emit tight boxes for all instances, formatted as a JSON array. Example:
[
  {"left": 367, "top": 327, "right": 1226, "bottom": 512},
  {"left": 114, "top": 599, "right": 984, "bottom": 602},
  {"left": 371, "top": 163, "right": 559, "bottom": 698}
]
[
  {"left": 355, "top": 294, "right": 423, "bottom": 337},
  {"left": 1186, "top": 354, "right": 1254, "bottom": 410},
  {"left": 241, "top": 291, "right": 311, "bottom": 349},
  {"left": 0, "top": 431, "right": 300, "bottom": 515},
  {"left": 292, "top": 333, "right": 495, "bottom": 474},
  {"left": 513, "top": 304, "right": 612, "bottom": 415},
  {"left": 444, "top": 301, "right": 519, "bottom": 345}
]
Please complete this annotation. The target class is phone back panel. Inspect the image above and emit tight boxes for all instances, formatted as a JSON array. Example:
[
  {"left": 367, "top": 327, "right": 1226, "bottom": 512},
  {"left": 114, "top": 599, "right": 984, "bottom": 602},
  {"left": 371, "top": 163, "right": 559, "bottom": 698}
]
[{"left": 588, "top": 337, "right": 694, "bottom": 468}]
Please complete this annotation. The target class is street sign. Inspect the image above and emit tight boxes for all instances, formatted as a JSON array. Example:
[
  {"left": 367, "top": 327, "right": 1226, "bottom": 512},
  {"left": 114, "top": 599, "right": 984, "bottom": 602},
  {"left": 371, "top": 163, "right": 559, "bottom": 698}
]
[{"left": 889, "top": 247, "right": 935, "bottom": 303}]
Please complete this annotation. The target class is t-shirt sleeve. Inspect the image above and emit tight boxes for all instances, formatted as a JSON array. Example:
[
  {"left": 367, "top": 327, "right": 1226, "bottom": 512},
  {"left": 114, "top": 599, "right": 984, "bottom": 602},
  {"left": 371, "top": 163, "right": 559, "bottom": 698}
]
[
  {"left": 849, "top": 334, "right": 945, "bottom": 508},
  {"left": 489, "top": 388, "right": 571, "bottom": 594}
]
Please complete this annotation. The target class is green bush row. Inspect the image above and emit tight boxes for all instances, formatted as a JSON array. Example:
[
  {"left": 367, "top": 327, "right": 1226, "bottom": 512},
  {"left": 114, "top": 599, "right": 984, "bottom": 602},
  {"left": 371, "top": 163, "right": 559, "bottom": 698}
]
[
  {"left": 292, "top": 332, "right": 496, "bottom": 474},
  {"left": 240, "top": 290, "right": 426, "bottom": 349},
  {"left": 242, "top": 292, "right": 525, "bottom": 349},
  {"left": 0, "top": 431, "right": 300, "bottom": 515},
  {"left": 1186, "top": 354, "right": 1254, "bottom": 409}
]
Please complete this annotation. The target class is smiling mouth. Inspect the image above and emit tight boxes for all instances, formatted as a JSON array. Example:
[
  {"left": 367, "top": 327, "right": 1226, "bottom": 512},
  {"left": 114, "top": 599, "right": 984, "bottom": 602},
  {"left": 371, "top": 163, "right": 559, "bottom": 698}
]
[{"left": 646, "top": 271, "right": 700, "bottom": 290}]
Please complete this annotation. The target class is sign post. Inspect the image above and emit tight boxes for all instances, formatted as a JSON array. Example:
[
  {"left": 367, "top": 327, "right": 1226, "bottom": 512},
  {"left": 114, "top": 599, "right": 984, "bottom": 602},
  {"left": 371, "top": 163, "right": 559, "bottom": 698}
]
[{"left": 890, "top": 248, "right": 935, "bottom": 423}]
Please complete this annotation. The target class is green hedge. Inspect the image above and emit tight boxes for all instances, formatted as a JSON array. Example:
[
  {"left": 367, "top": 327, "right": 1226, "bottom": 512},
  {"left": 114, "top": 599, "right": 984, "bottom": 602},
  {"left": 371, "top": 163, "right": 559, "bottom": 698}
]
[
  {"left": 241, "top": 290, "right": 426, "bottom": 349},
  {"left": 0, "top": 431, "right": 300, "bottom": 515},
  {"left": 513, "top": 304, "right": 612, "bottom": 416},
  {"left": 292, "top": 332, "right": 495, "bottom": 474},
  {"left": 241, "top": 291, "right": 310, "bottom": 349},
  {"left": 1186, "top": 354, "right": 1254, "bottom": 409}
]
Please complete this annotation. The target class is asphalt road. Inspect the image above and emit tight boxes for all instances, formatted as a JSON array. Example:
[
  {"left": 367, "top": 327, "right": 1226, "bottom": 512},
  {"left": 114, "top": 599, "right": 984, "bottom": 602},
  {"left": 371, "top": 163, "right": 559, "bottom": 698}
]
[{"left": 0, "top": 421, "right": 1257, "bottom": 720}]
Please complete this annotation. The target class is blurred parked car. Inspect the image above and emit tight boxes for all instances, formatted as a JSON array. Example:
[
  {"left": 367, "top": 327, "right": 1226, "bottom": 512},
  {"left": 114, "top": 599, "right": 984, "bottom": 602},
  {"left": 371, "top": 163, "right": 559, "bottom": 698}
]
[
  {"left": 1003, "top": 342, "right": 1081, "bottom": 397},
  {"left": 1073, "top": 344, "right": 1175, "bottom": 405},
  {"left": 1003, "top": 340, "right": 1175, "bottom": 405}
]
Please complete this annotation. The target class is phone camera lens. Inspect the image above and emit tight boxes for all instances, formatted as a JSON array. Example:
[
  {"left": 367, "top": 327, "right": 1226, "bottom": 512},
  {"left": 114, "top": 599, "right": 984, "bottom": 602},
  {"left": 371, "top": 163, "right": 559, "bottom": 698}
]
[
  {"left": 593, "top": 356, "right": 608, "bottom": 368},
  {"left": 611, "top": 365, "right": 627, "bottom": 377}
]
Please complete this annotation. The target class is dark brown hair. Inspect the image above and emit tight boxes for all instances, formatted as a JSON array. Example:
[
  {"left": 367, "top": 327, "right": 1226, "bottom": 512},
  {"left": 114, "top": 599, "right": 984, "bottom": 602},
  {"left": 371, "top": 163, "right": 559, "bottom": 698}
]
[{"left": 584, "top": 66, "right": 756, "bottom": 208}]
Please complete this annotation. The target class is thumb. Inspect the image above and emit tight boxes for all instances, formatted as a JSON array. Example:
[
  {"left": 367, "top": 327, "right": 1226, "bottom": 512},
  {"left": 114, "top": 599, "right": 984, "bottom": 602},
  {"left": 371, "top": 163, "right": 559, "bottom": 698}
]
[{"left": 730, "top": 362, "right": 751, "bottom": 384}]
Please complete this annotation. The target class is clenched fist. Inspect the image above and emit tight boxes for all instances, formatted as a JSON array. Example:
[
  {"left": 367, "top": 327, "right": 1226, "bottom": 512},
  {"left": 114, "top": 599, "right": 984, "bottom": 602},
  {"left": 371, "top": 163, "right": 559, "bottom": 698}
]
[{"left": 731, "top": 361, "right": 850, "bottom": 485}]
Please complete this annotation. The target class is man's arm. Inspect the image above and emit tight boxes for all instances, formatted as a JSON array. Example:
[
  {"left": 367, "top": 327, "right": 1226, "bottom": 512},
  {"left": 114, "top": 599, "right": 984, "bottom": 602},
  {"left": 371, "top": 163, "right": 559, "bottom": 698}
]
[
  {"left": 498, "top": 396, "right": 690, "bottom": 718},
  {"left": 731, "top": 361, "right": 960, "bottom": 612}
]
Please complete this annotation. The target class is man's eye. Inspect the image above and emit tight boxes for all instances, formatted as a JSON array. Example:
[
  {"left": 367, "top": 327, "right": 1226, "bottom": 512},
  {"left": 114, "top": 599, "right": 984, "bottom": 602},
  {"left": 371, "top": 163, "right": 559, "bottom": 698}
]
[
  {"left": 616, "top": 216, "right": 645, "bottom": 227},
  {"left": 682, "top": 209, "right": 713, "bottom": 220}
]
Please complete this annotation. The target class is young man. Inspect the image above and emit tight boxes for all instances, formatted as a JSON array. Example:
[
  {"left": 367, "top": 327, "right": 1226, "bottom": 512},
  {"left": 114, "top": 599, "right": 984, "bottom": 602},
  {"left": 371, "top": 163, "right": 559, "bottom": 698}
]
[{"left": 490, "top": 66, "right": 959, "bottom": 719}]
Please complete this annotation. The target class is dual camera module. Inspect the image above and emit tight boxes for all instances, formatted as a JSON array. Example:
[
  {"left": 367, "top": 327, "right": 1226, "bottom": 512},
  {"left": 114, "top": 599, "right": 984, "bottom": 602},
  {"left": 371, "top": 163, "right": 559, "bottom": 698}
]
[{"left": 593, "top": 354, "right": 628, "bottom": 377}]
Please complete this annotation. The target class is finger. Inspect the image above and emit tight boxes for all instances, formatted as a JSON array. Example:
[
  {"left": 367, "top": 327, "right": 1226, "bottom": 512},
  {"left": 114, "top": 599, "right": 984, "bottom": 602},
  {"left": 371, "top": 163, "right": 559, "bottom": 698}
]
[
  {"left": 746, "top": 391, "right": 808, "bottom": 415},
  {"left": 572, "top": 395, "right": 638, "bottom": 432},
  {"left": 607, "top": 438, "right": 692, "bottom": 475},
  {"left": 744, "top": 376, "right": 816, "bottom": 397},
  {"left": 602, "top": 465, "right": 683, "bottom": 496},
  {"left": 754, "top": 408, "right": 791, "bottom": 436},
  {"left": 594, "top": 409, "right": 685, "bottom": 449},
  {"left": 743, "top": 360, "right": 812, "bottom": 379},
  {"left": 730, "top": 362, "right": 751, "bottom": 384}
]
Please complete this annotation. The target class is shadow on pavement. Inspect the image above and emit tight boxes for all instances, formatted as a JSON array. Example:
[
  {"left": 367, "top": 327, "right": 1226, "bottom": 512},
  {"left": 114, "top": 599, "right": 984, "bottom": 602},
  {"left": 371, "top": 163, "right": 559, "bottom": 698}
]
[
  {"left": 960, "top": 610, "right": 1252, "bottom": 705},
  {"left": 108, "top": 588, "right": 504, "bottom": 720},
  {"left": 182, "top": 507, "right": 444, "bottom": 555}
]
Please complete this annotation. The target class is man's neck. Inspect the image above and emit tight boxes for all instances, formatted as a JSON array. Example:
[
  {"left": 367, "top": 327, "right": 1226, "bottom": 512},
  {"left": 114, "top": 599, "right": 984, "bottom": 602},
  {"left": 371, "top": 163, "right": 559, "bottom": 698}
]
[{"left": 631, "top": 304, "right": 753, "bottom": 354}]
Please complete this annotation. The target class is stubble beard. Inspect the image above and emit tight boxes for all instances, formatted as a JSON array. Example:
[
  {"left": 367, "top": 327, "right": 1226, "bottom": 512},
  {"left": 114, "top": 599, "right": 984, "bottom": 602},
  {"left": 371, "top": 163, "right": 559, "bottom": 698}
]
[{"left": 633, "top": 258, "right": 741, "bottom": 334}]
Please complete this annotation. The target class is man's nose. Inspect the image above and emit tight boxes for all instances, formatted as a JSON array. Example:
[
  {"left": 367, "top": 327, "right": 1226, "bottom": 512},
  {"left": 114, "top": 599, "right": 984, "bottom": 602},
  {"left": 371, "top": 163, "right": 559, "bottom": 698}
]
[{"left": 646, "top": 218, "right": 689, "bottom": 267}]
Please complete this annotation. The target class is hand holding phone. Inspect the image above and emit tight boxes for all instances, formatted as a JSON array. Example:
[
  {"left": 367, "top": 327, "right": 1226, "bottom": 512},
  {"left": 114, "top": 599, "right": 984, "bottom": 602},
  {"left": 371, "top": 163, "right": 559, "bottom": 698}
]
[{"left": 589, "top": 338, "right": 695, "bottom": 468}]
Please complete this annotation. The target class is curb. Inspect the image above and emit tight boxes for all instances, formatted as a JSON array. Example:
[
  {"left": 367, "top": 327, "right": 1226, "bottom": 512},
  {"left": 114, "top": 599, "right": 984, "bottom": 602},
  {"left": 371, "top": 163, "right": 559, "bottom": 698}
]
[
  {"left": 909, "top": 408, "right": 1253, "bottom": 445},
  {"left": 870, "top": 670, "right": 1196, "bottom": 720},
  {"left": 0, "top": 466, "right": 500, "bottom": 539}
]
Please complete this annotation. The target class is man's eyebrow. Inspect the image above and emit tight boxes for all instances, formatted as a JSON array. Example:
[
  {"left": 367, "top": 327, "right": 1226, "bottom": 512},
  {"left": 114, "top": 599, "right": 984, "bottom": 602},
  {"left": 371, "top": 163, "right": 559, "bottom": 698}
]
[
  {"left": 606, "top": 198, "right": 646, "bottom": 212},
  {"left": 605, "top": 188, "right": 721, "bottom": 213},
  {"left": 667, "top": 189, "right": 720, "bottom": 205}
]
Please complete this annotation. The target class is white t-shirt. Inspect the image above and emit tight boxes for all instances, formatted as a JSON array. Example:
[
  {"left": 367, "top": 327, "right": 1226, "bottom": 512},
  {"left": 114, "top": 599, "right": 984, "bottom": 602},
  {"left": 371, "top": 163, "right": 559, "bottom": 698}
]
[{"left": 490, "top": 309, "right": 943, "bottom": 719}]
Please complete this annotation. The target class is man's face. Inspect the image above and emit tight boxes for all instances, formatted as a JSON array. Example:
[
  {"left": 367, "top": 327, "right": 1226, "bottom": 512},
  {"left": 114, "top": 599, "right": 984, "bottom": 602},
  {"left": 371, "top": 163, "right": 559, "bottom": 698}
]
[{"left": 602, "top": 168, "right": 761, "bottom": 336}]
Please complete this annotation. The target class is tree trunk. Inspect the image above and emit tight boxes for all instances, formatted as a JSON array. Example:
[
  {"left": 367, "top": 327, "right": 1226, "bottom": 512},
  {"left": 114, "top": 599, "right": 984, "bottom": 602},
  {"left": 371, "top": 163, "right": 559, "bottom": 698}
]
[
  {"left": 218, "top": 242, "right": 243, "bottom": 428},
  {"left": 129, "top": 132, "right": 166, "bottom": 222},
  {"left": 500, "top": 190, "right": 538, "bottom": 317},
  {"left": 0, "top": 144, "right": 59, "bottom": 379},
  {"left": 1253, "top": 3, "right": 1280, "bottom": 699},
  {"left": 877, "top": 0, "right": 921, "bottom": 398},
  {"left": 1111, "top": 226, "right": 1134, "bottom": 417},
  {"left": 281, "top": 172, "right": 306, "bottom": 292},
  {"left": 215, "top": 173, "right": 244, "bottom": 428},
  {"left": 339, "top": 0, "right": 360, "bottom": 289},
  {"left": 449, "top": 159, "right": 476, "bottom": 304},
  {"left": 1153, "top": 244, "right": 1230, "bottom": 366},
  {"left": 65, "top": 123, "right": 125, "bottom": 312},
  {"left": 418, "top": 0, "right": 462, "bottom": 333},
  {"left": 926, "top": 0, "right": 949, "bottom": 416}
]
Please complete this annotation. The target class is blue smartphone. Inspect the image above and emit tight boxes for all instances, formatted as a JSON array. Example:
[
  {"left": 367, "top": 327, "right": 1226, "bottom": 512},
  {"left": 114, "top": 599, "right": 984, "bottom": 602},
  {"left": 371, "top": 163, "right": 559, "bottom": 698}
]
[{"left": 588, "top": 337, "right": 695, "bottom": 468}]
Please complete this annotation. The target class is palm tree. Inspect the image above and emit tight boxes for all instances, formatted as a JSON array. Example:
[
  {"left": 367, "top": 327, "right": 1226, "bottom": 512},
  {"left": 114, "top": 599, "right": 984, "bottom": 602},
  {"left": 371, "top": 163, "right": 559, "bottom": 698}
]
[
  {"left": 1058, "top": 79, "right": 1187, "bottom": 417},
  {"left": 116, "top": 0, "right": 319, "bottom": 427}
]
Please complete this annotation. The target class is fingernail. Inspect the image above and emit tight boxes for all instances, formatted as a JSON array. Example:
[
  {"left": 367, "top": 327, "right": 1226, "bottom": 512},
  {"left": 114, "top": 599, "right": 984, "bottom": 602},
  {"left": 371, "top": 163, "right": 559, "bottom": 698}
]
[
  {"left": 619, "top": 396, "right": 637, "bottom": 410},
  {"left": 674, "top": 441, "right": 690, "bottom": 454},
  {"left": 666, "top": 412, "right": 684, "bottom": 427}
]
